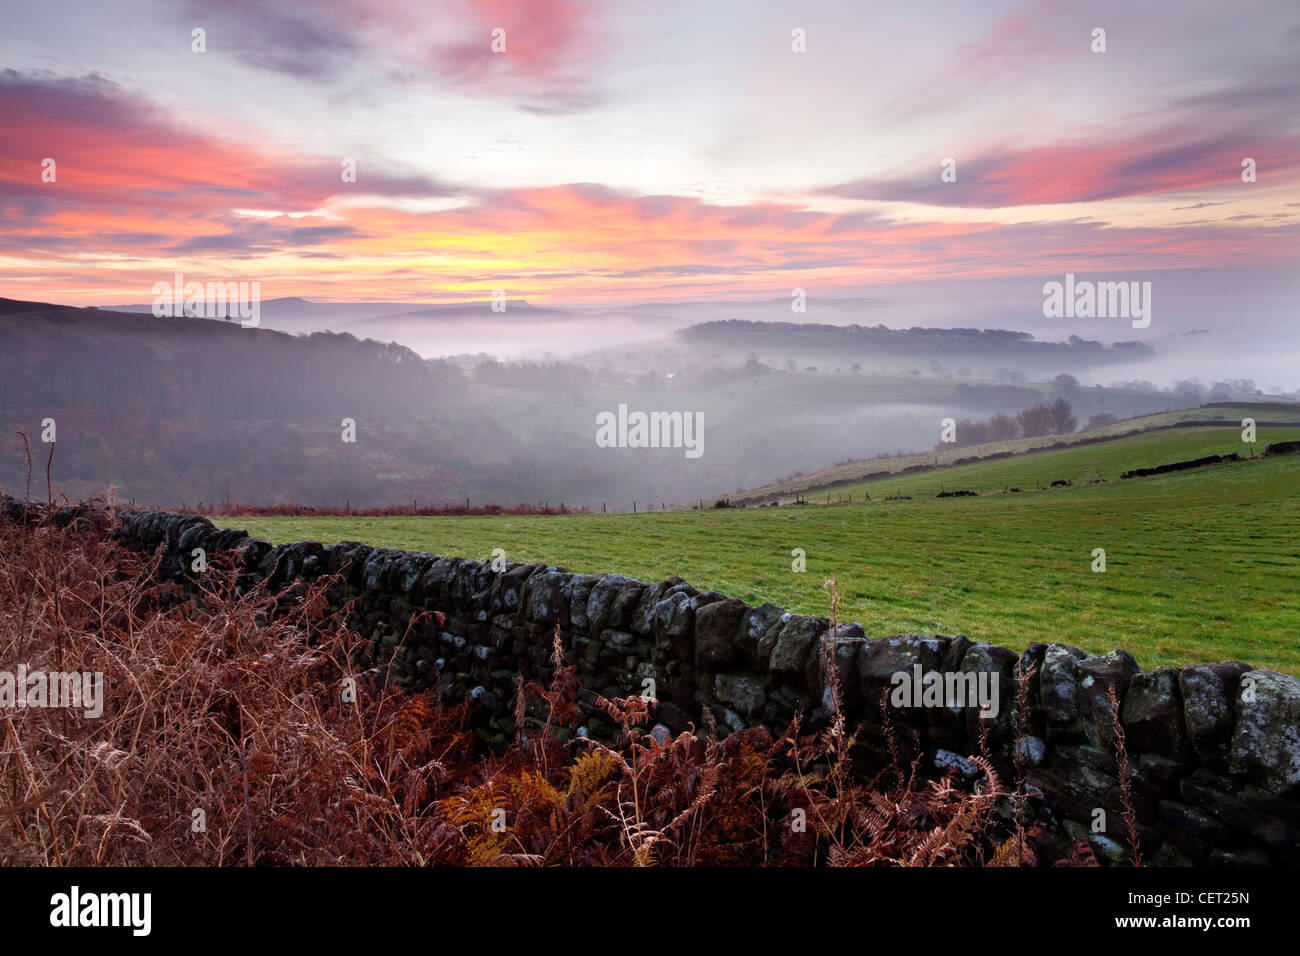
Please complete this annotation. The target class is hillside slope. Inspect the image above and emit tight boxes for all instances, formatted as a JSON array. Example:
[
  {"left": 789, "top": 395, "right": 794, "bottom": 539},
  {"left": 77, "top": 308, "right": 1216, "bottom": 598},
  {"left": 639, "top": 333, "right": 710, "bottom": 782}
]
[
  {"left": 726, "top": 405, "right": 1300, "bottom": 504},
  {"left": 229, "top": 425, "right": 1300, "bottom": 674}
]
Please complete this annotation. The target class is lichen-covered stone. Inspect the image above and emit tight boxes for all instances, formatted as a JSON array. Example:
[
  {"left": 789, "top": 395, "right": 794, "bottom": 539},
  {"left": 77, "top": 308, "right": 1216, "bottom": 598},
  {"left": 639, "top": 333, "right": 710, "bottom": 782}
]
[
  {"left": 1230, "top": 670, "right": 1300, "bottom": 796},
  {"left": 1181, "top": 662, "right": 1251, "bottom": 769},
  {"left": 768, "top": 614, "right": 826, "bottom": 674},
  {"left": 1039, "top": 643, "right": 1088, "bottom": 728},
  {"left": 1078, "top": 650, "right": 1141, "bottom": 750}
]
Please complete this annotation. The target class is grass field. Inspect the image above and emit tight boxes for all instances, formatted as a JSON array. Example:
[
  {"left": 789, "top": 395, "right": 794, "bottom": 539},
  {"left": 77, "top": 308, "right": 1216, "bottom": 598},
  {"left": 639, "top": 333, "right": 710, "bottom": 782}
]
[
  {"left": 226, "top": 424, "right": 1300, "bottom": 675},
  {"left": 733, "top": 404, "right": 1300, "bottom": 502}
]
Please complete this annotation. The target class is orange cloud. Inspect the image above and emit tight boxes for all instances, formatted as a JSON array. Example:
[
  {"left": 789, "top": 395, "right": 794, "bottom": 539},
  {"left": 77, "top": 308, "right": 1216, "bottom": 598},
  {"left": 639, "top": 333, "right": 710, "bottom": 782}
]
[{"left": 2, "top": 72, "right": 1294, "bottom": 306}]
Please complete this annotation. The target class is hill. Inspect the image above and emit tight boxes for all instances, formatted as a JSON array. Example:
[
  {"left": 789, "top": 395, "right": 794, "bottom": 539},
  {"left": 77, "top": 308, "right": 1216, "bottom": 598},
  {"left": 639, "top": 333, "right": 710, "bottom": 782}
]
[
  {"left": 227, "top": 423, "right": 1300, "bottom": 674},
  {"left": 727, "top": 405, "right": 1300, "bottom": 504},
  {"left": 1, "top": 296, "right": 1288, "bottom": 512},
  {"left": 677, "top": 318, "right": 1154, "bottom": 371}
]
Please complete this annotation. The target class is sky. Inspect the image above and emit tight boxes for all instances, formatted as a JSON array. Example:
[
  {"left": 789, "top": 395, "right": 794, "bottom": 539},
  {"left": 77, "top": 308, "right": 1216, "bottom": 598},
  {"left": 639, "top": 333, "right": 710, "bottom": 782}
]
[{"left": 0, "top": 0, "right": 1297, "bottom": 308}]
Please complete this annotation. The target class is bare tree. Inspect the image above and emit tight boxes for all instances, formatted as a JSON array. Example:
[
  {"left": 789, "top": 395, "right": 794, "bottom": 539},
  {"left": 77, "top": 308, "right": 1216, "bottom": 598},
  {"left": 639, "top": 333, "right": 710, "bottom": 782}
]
[{"left": 1047, "top": 398, "right": 1077, "bottom": 435}]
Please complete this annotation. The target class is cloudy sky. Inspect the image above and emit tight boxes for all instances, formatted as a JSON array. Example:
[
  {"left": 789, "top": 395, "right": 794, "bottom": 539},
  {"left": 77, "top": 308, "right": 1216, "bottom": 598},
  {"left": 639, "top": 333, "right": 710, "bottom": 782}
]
[{"left": 1, "top": 0, "right": 1297, "bottom": 307}]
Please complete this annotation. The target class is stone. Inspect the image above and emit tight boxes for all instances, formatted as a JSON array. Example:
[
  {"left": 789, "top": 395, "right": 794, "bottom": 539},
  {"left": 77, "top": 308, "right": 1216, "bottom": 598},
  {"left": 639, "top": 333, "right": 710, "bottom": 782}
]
[
  {"left": 768, "top": 615, "right": 826, "bottom": 674},
  {"left": 584, "top": 574, "right": 629, "bottom": 636},
  {"left": 1157, "top": 800, "right": 1230, "bottom": 844},
  {"left": 1180, "top": 662, "right": 1251, "bottom": 769},
  {"left": 654, "top": 701, "right": 694, "bottom": 736},
  {"left": 565, "top": 574, "right": 600, "bottom": 633},
  {"left": 607, "top": 580, "right": 645, "bottom": 631},
  {"left": 1121, "top": 667, "right": 1191, "bottom": 759},
  {"left": 500, "top": 562, "right": 538, "bottom": 613},
  {"left": 600, "top": 629, "right": 636, "bottom": 648},
  {"left": 1039, "top": 643, "right": 1088, "bottom": 728},
  {"left": 1180, "top": 773, "right": 1300, "bottom": 850},
  {"left": 1053, "top": 744, "right": 1116, "bottom": 772},
  {"left": 236, "top": 537, "right": 274, "bottom": 572},
  {"left": 804, "top": 627, "right": 865, "bottom": 711},
  {"left": 1077, "top": 650, "right": 1141, "bottom": 750},
  {"left": 525, "top": 569, "right": 568, "bottom": 624},
  {"left": 420, "top": 557, "right": 465, "bottom": 605},
  {"left": 1240, "top": 785, "right": 1300, "bottom": 828},
  {"left": 1015, "top": 735, "right": 1046, "bottom": 768},
  {"left": 400, "top": 553, "right": 434, "bottom": 594},
  {"left": 630, "top": 581, "right": 668, "bottom": 634},
  {"left": 940, "top": 634, "right": 973, "bottom": 674},
  {"left": 959, "top": 642, "right": 1018, "bottom": 740},
  {"left": 859, "top": 633, "right": 945, "bottom": 721},
  {"left": 714, "top": 673, "right": 767, "bottom": 716},
  {"left": 1134, "top": 753, "right": 1184, "bottom": 791},
  {"left": 1229, "top": 670, "right": 1300, "bottom": 796},
  {"left": 649, "top": 591, "right": 696, "bottom": 646},
  {"left": 694, "top": 598, "right": 747, "bottom": 668},
  {"left": 1063, "top": 821, "right": 1129, "bottom": 863},
  {"left": 735, "top": 602, "right": 784, "bottom": 668},
  {"left": 932, "top": 748, "right": 980, "bottom": 784}
]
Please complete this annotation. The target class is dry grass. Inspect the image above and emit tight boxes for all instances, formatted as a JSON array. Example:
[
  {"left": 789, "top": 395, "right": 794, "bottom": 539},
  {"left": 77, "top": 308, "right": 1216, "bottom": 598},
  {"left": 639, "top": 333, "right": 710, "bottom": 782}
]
[{"left": 0, "top": 504, "right": 1051, "bottom": 866}]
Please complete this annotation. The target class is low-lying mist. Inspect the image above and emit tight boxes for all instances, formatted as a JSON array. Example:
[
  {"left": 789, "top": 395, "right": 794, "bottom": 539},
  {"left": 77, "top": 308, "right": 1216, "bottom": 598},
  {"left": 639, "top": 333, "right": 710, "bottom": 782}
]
[{"left": 6, "top": 274, "right": 1296, "bottom": 510}]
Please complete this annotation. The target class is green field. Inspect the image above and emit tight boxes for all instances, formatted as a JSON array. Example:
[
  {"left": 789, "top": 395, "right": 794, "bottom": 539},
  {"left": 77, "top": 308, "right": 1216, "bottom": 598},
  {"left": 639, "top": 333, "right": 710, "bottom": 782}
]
[
  {"left": 226, "top": 425, "right": 1300, "bottom": 675},
  {"left": 735, "top": 404, "right": 1300, "bottom": 502}
]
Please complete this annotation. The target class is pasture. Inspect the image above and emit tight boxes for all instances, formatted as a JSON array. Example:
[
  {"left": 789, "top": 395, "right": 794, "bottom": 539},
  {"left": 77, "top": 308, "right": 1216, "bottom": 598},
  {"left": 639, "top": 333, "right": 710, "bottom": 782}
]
[{"left": 227, "top": 424, "right": 1300, "bottom": 674}]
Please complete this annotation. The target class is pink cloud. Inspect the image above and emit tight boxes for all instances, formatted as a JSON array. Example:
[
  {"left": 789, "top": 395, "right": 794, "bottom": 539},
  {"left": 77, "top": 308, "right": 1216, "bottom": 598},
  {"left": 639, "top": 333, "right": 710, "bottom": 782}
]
[{"left": 828, "top": 132, "right": 1300, "bottom": 207}]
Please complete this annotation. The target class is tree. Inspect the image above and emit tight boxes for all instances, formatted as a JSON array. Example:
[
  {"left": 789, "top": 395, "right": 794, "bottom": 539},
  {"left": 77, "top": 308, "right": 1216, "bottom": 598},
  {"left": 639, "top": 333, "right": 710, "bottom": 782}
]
[
  {"left": 1085, "top": 412, "right": 1119, "bottom": 431},
  {"left": 1047, "top": 398, "right": 1077, "bottom": 434},
  {"left": 1053, "top": 373, "right": 1079, "bottom": 394},
  {"left": 1016, "top": 403, "right": 1055, "bottom": 437},
  {"left": 950, "top": 418, "right": 989, "bottom": 448},
  {"left": 850, "top": 363, "right": 861, "bottom": 374},
  {"left": 986, "top": 413, "right": 1019, "bottom": 441}
]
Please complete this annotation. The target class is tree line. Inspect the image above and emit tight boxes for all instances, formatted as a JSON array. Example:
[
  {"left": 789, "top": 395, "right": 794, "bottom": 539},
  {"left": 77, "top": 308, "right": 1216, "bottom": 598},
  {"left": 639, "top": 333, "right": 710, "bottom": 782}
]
[{"left": 935, "top": 399, "right": 1122, "bottom": 449}]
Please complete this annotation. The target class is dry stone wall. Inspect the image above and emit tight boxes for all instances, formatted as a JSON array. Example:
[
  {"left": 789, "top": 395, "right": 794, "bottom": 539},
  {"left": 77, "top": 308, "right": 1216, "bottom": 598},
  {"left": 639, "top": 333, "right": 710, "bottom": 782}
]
[{"left": 11, "top": 496, "right": 1299, "bottom": 866}]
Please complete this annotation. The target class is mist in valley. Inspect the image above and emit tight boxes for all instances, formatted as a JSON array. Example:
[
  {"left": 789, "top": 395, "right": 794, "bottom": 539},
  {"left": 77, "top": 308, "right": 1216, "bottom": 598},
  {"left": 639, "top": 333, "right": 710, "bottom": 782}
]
[
  {"left": 156, "top": 263, "right": 1296, "bottom": 392},
  {"left": 6, "top": 260, "right": 1296, "bottom": 513}
]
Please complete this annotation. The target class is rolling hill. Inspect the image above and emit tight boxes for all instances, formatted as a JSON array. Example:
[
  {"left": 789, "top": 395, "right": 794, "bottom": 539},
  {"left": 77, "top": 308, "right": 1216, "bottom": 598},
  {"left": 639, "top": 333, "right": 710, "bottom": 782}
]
[{"left": 225, "top": 422, "right": 1300, "bottom": 674}]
